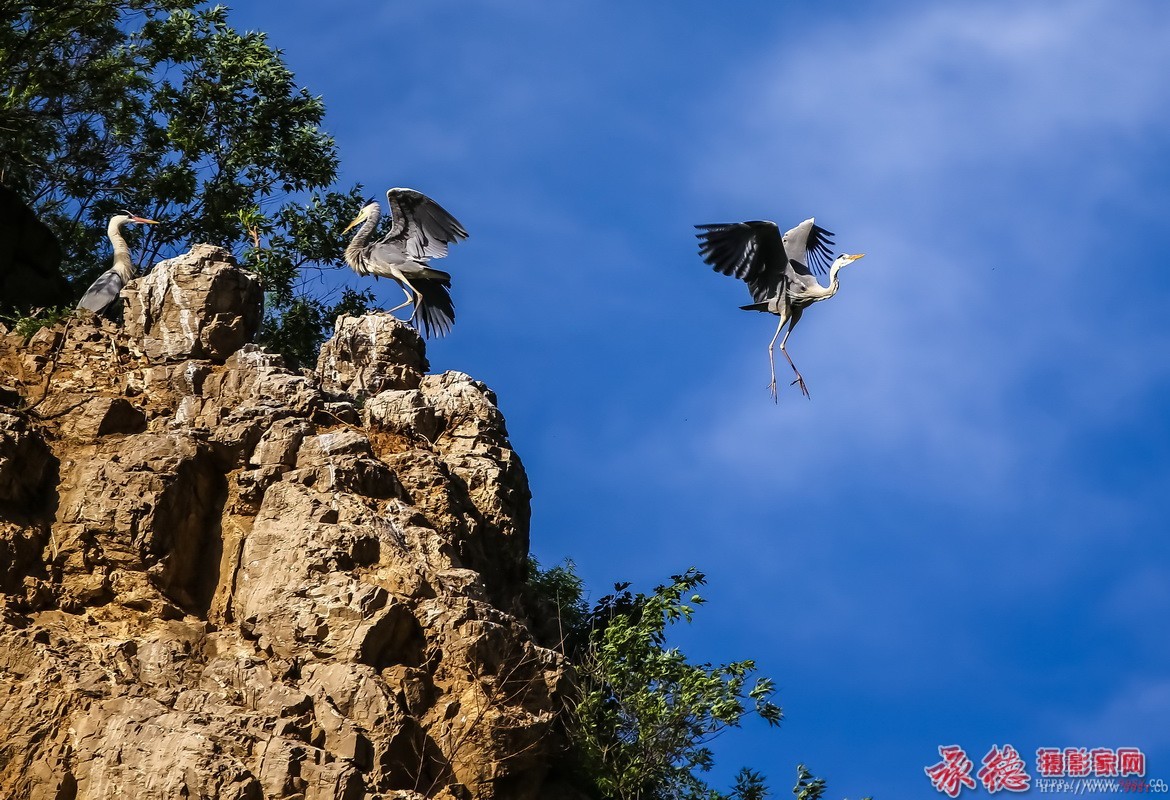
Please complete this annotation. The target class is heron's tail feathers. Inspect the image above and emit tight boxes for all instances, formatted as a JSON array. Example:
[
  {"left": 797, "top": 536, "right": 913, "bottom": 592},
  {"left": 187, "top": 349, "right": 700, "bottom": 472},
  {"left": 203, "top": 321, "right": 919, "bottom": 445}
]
[
  {"left": 739, "top": 301, "right": 772, "bottom": 312},
  {"left": 411, "top": 276, "right": 455, "bottom": 338}
]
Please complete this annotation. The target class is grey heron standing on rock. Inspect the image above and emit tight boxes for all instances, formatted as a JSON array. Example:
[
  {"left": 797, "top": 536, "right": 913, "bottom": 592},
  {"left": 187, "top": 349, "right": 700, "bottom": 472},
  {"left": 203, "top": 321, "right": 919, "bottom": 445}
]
[
  {"left": 76, "top": 211, "right": 158, "bottom": 314},
  {"left": 695, "top": 217, "right": 865, "bottom": 401},
  {"left": 343, "top": 188, "right": 468, "bottom": 338}
]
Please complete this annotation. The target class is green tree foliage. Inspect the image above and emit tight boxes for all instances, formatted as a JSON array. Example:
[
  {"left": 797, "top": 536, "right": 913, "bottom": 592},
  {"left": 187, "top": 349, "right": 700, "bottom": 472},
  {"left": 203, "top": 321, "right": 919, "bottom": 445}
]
[
  {"left": 793, "top": 764, "right": 827, "bottom": 800},
  {"left": 0, "top": 0, "right": 370, "bottom": 365},
  {"left": 528, "top": 561, "right": 817, "bottom": 800},
  {"left": 573, "top": 568, "right": 783, "bottom": 800},
  {"left": 526, "top": 562, "right": 870, "bottom": 800},
  {"left": 526, "top": 556, "right": 590, "bottom": 653}
]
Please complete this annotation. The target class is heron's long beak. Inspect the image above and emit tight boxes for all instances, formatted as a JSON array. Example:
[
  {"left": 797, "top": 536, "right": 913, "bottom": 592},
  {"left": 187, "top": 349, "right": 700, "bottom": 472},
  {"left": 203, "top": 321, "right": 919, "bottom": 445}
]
[
  {"left": 850, "top": 253, "right": 866, "bottom": 261},
  {"left": 131, "top": 216, "right": 159, "bottom": 225},
  {"left": 343, "top": 210, "right": 367, "bottom": 233}
]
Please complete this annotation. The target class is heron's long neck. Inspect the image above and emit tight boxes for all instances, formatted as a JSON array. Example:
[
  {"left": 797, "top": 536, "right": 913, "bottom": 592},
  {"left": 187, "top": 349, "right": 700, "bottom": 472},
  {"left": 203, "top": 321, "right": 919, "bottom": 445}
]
[
  {"left": 806, "top": 261, "right": 846, "bottom": 302},
  {"left": 344, "top": 207, "right": 380, "bottom": 273},
  {"left": 108, "top": 219, "right": 135, "bottom": 282},
  {"left": 825, "top": 260, "right": 846, "bottom": 298}
]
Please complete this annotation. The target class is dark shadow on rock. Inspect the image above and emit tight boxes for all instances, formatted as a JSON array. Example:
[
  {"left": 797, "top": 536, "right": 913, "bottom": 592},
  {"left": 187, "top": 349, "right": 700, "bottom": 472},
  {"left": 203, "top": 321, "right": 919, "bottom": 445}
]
[
  {"left": 0, "top": 185, "right": 68, "bottom": 318},
  {"left": 147, "top": 448, "right": 229, "bottom": 617}
]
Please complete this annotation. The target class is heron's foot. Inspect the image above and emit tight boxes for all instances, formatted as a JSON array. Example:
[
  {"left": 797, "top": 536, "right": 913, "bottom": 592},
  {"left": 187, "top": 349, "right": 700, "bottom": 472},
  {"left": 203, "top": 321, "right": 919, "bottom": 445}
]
[
  {"left": 790, "top": 375, "right": 811, "bottom": 399},
  {"left": 768, "top": 377, "right": 779, "bottom": 403}
]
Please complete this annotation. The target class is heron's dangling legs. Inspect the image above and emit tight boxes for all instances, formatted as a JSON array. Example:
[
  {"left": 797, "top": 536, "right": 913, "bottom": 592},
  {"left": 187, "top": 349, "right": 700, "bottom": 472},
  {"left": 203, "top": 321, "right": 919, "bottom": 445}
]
[
  {"left": 766, "top": 316, "right": 786, "bottom": 402},
  {"left": 779, "top": 325, "right": 810, "bottom": 399}
]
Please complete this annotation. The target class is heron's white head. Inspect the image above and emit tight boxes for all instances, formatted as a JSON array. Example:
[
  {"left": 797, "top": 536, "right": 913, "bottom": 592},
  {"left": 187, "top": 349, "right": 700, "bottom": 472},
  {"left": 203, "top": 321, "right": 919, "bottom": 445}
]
[
  {"left": 833, "top": 252, "right": 865, "bottom": 269},
  {"left": 343, "top": 201, "right": 381, "bottom": 234},
  {"left": 112, "top": 210, "right": 159, "bottom": 228}
]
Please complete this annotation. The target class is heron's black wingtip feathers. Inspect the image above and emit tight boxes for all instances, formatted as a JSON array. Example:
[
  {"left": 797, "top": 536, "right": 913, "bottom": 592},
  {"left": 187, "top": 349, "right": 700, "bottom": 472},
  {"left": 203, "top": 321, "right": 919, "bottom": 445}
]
[
  {"left": 382, "top": 188, "right": 469, "bottom": 259},
  {"left": 693, "top": 221, "right": 781, "bottom": 288}
]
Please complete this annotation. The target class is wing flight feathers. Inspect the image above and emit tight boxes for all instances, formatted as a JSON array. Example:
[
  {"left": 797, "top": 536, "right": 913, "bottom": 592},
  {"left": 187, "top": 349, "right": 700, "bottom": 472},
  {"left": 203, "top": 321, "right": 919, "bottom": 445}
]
[
  {"left": 782, "top": 217, "right": 836, "bottom": 276},
  {"left": 383, "top": 188, "right": 468, "bottom": 261},
  {"left": 695, "top": 220, "right": 785, "bottom": 302}
]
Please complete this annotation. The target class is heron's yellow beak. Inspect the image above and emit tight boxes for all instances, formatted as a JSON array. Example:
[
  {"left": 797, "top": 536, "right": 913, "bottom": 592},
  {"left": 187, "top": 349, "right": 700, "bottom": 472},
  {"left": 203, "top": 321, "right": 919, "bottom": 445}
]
[
  {"left": 131, "top": 216, "right": 159, "bottom": 225},
  {"left": 343, "top": 209, "right": 367, "bottom": 233},
  {"left": 850, "top": 253, "right": 866, "bottom": 261}
]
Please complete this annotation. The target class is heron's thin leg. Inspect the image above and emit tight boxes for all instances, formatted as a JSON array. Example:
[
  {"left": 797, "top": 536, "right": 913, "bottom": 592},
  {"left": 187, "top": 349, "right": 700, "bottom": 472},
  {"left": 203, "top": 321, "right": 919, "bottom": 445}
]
[
  {"left": 105, "top": 329, "right": 123, "bottom": 380},
  {"left": 406, "top": 289, "right": 422, "bottom": 322},
  {"left": 779, "top": 323, "right": 810, "bottom": 399},
  {"left": 385, "top": 281, "right": 415, "bottom": 315},
  {"left": 766, "top": 315, "right": 786, "bottom": 402}
]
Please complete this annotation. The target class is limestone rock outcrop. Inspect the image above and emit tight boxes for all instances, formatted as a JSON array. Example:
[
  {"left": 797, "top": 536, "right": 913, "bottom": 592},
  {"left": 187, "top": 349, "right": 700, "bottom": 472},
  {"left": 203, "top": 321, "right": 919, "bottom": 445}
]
[
  {"left": 123, "top": 243, "right": 264, "bottom": 363},
  {"left": 0, "top": 249, "right": 566, "bottom": 800}
]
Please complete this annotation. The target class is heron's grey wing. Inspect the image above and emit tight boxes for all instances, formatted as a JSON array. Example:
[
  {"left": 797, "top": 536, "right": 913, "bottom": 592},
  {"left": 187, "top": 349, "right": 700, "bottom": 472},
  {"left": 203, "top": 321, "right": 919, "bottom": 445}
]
[
  {"left": 781, "top": 218, "right": 835, "bottom": 276},
  {"left": 76, "top": 269, "right": 125, "bottom": 313},
  {"left": 367, "top": 239, "right": 410, "bottom": 272},
  {"left": 366, "top": 239, "right": 452, "bottom": 282},
  {"left": 695, "top": 220, "right": 787, "bottom": 303},
  {"left": 383, "top": 188, "right": 469, "bottom": 261}
]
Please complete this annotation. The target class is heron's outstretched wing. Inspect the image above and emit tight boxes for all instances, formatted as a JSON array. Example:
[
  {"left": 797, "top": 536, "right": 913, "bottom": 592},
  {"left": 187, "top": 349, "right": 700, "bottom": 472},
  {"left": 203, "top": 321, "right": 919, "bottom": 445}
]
[
  {"left": 76, "top": 269, "right": 125, "bottom": 314},
  {"left": 782, "top": 218, "right": 835, "bottom": 276},
  {"left": 695, "top": 220, "right": 787, "bottom": 303},
  {"left": 383, "top": 188, "right": 469, "bottom": 261}
]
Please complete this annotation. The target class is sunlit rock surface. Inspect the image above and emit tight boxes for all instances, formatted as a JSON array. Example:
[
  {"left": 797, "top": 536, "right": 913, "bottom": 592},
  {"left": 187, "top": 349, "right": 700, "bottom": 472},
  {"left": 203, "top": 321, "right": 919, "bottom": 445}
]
[{"left": 0, "top": 257, "right": 564, "bottom": 800}]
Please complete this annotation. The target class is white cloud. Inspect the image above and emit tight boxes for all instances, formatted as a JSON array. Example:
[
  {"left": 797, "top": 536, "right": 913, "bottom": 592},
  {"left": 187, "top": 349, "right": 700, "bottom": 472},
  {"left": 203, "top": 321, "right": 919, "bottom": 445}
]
[
  {"left": 671, "top": 0, "right": 1170, "bottom": 505},
  {"left": 694, "top": 0, "right": 1170, "bottom": 204}
]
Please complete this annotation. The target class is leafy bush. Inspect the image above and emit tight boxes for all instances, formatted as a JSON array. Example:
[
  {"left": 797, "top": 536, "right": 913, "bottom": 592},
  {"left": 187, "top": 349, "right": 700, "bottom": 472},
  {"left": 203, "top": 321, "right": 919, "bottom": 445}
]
[
  {"left": 1, "top": 306, "right": 75, "bottom": 339},
  {"left": 573, "top": 568, "right": 783, "bottom": 800},
  {"left": 526, "top": 560, "right": 855, "bottom": 800}
]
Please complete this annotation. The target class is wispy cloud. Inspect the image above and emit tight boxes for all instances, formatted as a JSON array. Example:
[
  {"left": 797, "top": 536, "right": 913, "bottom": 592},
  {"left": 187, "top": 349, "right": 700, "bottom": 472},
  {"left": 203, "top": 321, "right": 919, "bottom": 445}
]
[
  {"left": 692, "top": 0, "right": 1170, "bottom": 202},
  {"left": 670, "top": 0, "right": 1170, "bottom": 505}
]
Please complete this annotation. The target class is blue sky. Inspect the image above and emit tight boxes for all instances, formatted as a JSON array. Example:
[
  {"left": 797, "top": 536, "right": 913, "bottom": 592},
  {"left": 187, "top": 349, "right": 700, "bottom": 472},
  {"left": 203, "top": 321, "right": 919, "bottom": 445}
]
[{"left": 226, "top": 1, "right": 1170, "bottom": 796}]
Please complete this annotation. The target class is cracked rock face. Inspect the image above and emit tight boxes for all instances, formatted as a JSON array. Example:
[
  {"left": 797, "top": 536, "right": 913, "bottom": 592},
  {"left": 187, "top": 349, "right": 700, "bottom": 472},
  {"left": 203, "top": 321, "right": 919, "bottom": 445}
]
[
  {"left": 0, "top": 256, "right": 564, "bottom": 800},
  {"left": 123, "top": 243, "right": 263, "bottom": 363}
]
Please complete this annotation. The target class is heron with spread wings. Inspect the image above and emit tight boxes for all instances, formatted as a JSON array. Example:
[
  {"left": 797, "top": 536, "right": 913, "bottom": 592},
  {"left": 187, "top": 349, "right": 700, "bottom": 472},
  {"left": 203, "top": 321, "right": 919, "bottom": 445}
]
[
  {"left": 343, "top": 188, "right": 468, "bottom": 338},
  {"left": 696, "top": 217, "right": 864, "bottom": 400},
  {"left": 76, "top": 211, "right": 158, "bottom": 314}
]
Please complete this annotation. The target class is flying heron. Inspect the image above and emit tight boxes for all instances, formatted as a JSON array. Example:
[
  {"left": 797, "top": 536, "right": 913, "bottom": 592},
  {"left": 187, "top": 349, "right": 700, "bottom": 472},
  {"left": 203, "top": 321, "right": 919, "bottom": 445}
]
[
  {"left": 76, "top": 211, "right": 159, "bottom": 314},
  {"left": 343, "top": 188, "right": 468, "bottom": 338},
  {"left": 695, "top": 217, "right": 865, "bottom": 400}
]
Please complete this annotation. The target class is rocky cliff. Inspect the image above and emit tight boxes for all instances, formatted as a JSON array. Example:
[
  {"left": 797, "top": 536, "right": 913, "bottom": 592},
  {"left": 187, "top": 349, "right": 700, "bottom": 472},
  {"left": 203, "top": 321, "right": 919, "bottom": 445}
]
[{"left": 0, "top": 245, "right": 570, "bottom": 800}]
